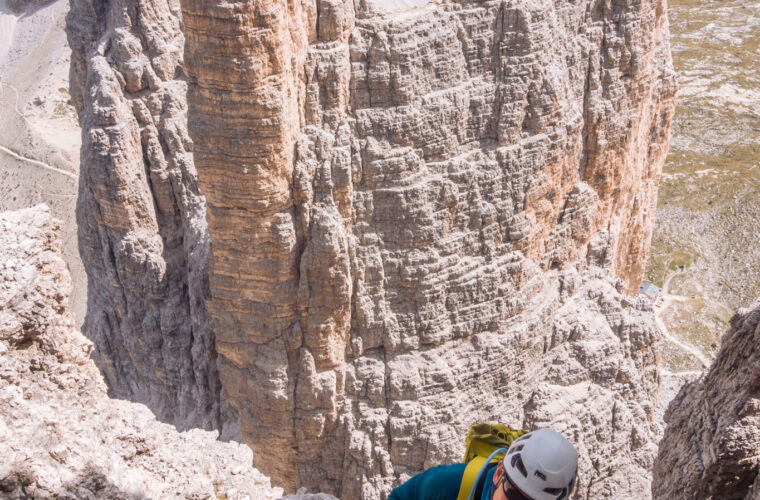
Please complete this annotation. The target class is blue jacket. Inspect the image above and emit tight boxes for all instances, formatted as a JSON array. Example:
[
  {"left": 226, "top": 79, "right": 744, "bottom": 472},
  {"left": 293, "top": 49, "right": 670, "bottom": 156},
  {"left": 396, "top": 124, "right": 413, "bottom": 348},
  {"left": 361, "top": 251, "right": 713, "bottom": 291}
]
[{"left": 388, "top": 463, "right": 497, "bottom": 500}]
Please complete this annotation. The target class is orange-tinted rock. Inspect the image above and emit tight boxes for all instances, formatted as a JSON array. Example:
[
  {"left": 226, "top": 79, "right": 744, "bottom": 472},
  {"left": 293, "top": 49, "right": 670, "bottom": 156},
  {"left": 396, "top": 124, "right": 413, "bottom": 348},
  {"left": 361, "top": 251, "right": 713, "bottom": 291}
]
[
  {"left": 69, "top": 0, "right": 676, "bottom": 496},
  {"left": 181, "top": 0, "right": 674, "bottom": 496}
]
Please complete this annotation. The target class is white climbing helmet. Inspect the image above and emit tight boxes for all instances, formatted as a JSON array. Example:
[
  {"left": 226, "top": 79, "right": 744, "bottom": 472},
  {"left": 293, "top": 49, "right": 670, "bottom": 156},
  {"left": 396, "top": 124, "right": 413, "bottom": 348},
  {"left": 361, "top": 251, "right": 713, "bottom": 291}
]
[{"left": 503, "top": 428, "right": 578, "bottom": 500}]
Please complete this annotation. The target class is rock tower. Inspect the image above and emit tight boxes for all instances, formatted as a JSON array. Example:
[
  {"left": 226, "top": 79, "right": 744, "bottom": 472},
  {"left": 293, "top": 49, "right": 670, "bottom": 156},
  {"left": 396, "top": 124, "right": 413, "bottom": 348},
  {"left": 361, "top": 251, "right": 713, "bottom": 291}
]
[{"left": 66, "top": 0, "right": 676, "bottom": 496}]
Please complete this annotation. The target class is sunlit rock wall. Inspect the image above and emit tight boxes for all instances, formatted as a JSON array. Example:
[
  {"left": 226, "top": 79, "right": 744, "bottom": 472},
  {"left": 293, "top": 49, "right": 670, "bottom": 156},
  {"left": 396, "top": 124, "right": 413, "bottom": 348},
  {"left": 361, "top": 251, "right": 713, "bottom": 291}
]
[
  {"left": 66, "top": 0, "right": 238, "bottom": 436},
  {"left": 181, "top": 0, "right": 675, "bottom": 496},
  {"left": 67, "top": 0, "right": 675, "bottom": 496}
]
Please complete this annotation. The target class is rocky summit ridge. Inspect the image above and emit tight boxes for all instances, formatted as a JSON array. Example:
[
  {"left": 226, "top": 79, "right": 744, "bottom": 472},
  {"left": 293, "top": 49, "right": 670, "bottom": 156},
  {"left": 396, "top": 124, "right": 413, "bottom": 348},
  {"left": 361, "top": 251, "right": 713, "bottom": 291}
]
[{"left": 63, "top": 0, "right": 676, "bottom": 496}]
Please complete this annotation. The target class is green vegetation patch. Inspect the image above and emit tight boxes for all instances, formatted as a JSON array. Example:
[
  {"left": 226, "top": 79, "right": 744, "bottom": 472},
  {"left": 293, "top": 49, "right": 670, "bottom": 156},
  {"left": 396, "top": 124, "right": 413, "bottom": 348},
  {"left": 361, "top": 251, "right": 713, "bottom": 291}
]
[{"left": 645, "top": 248, "right": 697, "bottom": 289}]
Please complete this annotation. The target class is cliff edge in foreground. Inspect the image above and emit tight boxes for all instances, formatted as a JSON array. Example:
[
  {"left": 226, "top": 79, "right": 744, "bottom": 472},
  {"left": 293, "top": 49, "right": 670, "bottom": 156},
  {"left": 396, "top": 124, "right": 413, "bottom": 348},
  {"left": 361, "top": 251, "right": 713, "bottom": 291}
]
[
  {"left": 0, "top": 206, "right": 281, "bottom": 499},
  {"left": 653, "top": 303, "right": 760, "bottom": 499}
]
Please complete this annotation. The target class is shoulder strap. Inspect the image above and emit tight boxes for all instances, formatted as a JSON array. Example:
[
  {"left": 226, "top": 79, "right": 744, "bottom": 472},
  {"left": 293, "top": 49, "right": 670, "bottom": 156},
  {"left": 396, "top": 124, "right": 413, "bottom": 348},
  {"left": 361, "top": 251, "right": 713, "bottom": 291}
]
[{"left": 456, "top": 456, "right": 487, "bottom": 500}]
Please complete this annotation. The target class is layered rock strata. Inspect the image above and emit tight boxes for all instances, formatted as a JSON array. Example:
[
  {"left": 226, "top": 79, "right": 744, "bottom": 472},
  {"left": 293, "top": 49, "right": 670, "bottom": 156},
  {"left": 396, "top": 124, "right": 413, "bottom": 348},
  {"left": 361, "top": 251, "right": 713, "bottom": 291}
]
[
  {"left": 0, "top": 205, "right": 280, "bottom": 499},
  {"left": 67, "top": 0, "right": 675, "bottom": 496},
  {"left": 653, "top": 303, "right": 760, "bottom": 499},
  {"left": 181, "top": 0, "right": 674, "bottom": 496},
  {"left": 65, "top": 0, "right": 237, "bottom": 435}
]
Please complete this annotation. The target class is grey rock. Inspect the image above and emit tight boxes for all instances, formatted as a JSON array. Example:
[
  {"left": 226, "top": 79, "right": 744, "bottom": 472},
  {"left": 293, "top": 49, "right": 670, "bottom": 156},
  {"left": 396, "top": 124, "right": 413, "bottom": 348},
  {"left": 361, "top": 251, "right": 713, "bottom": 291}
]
[
  {"left": 0, "top": 205, "right": 281, "bottom": 500},
  {"left": 653, "top": 303, "right": 760, "bottom": 499},
  {"left": 181, "top": 0, "right": 674, "bottom": 495},
  {"left": 65, "top": 0, "right": 238, "bottom": 437},
  {"left": 67, "top": 0, "right": 676, "bottom": 496}
]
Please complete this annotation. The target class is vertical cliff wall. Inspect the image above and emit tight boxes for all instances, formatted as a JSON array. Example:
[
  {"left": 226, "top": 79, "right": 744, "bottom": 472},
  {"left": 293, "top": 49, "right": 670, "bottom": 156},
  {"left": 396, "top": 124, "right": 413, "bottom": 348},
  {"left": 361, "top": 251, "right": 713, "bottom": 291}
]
[
  {"left": 66, "top": 0, "right": 238, "bottom": 435},
  {"left": 180, "top": 0, "right": 675, "bottom": 496},
  {"left": 180, "top": 0, "right": 311, "bottom": 482},
  {"left": 68, "top": 0, "right": 675, "bottom": 497}
]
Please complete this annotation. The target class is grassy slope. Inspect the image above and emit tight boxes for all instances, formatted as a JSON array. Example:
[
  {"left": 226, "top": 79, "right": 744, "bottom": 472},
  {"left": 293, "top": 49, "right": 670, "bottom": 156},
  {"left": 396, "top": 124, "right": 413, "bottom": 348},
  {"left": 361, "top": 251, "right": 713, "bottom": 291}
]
[{"left": 645, "top": 0, "right": 760, "bottom": 370}]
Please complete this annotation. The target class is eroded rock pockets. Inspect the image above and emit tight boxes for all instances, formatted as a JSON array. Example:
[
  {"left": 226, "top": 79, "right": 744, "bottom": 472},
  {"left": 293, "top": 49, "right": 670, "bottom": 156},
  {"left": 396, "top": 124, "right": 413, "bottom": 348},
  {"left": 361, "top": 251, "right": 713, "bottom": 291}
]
[
  {"left": 653, "top": 303, "right": 760, "bottom": 500},
  {"left": 67, "top": 0, "right": 675, "bottom": 496}
]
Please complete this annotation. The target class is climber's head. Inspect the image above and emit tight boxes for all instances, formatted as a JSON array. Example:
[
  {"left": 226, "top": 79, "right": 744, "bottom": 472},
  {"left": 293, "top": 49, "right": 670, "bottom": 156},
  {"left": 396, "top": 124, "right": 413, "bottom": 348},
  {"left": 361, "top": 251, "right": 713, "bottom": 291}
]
[{"left": 491, "top": 429, "right": 578, "bottom": 500}]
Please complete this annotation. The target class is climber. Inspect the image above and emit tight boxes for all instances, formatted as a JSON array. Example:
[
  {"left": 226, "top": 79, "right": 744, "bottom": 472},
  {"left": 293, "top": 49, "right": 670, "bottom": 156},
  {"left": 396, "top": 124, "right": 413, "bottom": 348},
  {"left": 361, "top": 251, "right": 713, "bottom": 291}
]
[{"left": 388, "top": 428, "right": 578, "bottom": 500}]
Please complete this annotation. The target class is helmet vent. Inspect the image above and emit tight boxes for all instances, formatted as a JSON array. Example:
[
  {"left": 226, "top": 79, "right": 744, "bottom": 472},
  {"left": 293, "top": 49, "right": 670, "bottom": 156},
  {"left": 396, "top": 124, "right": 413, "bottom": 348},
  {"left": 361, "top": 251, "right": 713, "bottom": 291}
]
[
  {"left": 510, "top": 453, "right": 528, "bottom": 478},
  {"left": 509, "top": 444, "right": 524, "bottom": 454},
  {"left": 543, "top": 487, "right": 568, "bottom": 500},
  {"left": 534, "top": 470, "right": 546, "bottom": 481}
]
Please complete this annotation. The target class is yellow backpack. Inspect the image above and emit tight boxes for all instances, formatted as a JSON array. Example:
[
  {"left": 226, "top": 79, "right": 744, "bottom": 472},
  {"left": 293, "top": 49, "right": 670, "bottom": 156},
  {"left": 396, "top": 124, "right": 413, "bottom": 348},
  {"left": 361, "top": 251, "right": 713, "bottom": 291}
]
[{"left": 455, "top": 424, "right": 529, "bottom": 500}]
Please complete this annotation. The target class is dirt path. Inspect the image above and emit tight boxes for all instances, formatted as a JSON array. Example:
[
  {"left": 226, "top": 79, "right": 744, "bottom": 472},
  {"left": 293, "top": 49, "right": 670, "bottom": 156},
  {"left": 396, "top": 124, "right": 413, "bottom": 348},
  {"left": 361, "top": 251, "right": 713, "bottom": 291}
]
[
  {"left": 0, "top": 144, "right": 77, "bottom": 179},
  {"left": 655, "top": 269, "right": 711, "bottom": 370}
]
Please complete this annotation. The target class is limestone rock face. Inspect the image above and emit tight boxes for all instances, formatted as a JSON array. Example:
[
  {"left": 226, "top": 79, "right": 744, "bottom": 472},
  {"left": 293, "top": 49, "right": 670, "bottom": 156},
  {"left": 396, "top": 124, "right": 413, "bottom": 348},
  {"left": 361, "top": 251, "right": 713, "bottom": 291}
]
[
  {"left": 0, "top": 205, "right": 281, "bottom": 499},
  {"left": 181, "top": 0, "right": 674, "bottom": 496},
  {"left": 653, "top": 304, "right": 760, "bottom": 500},
  {"left": 65, "top": 0, "right": 238, "bottom": 436},
  {"left": 67, "top": 0, "right": 675, "bottom": 496}
]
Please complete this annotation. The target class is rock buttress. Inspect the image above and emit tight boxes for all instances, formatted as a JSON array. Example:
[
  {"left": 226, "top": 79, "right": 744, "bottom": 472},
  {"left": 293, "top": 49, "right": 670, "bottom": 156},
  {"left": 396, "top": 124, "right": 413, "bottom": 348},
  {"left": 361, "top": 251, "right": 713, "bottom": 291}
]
[
  {"left": 180, "top": 0, "right": 675, "bottom": 497},
  {"left": 65, "top": 0, "right": 238, "bottom": 435},
  {"left": 180, "top": 0, "right": 312, "bottom": 489}
]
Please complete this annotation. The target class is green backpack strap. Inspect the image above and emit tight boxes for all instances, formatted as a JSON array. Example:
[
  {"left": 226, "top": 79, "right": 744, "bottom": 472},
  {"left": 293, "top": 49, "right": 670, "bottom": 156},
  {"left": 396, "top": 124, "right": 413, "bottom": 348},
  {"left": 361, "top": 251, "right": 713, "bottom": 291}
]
[
  {"left": 456, "top": 456, "right": 487, "bottom": 500},
  {"left": 457, "top": 424, "right": 529, "bottom": 500},
  {"left": 462, "top": 424, "right": 527, "bottom": 462}
]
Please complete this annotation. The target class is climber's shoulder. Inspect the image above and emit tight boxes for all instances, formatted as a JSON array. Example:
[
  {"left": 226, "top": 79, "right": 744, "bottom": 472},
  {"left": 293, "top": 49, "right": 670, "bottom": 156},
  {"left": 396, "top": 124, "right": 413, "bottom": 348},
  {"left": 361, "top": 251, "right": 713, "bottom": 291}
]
[{"left": 388, "top": 463, "right": 466, "bottom": 500}]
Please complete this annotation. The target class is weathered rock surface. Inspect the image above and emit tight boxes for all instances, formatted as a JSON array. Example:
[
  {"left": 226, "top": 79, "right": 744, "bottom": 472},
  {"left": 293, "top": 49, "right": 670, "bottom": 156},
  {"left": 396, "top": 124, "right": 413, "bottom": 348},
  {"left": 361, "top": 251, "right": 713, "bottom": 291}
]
[
  {"left": 653, "top": 303, "right": 760, "bottom": 500},
  {"left": 181, "top": 0, "right": 674, "bottom": 495},
  {"left": 65, "top": 0, "right": 238, "bottom": 436},
  {"left": 0, "top": 205, "right": 283, "bottom": 500},
  {"left": 67, "top": 0, "right": 675, "bottom": 496}
]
